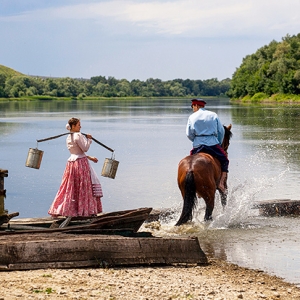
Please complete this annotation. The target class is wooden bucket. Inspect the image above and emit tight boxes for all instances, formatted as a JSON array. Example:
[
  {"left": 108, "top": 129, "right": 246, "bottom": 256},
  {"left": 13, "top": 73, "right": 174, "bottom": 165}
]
[
  {"left": 101, "top": 158, "right": 119, "bottom": 179},
  {"left": 25, "top": 148, "right": 44, "bottom": 169}
]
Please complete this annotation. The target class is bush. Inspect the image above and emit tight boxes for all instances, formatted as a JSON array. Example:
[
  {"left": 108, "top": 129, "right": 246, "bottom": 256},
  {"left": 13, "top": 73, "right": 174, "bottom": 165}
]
[
  {"left": 78, "top": 93, "right": 87, "bottom": 99},
  {"left": 251, "top": 92, "right": 269, "bottom": 101}
]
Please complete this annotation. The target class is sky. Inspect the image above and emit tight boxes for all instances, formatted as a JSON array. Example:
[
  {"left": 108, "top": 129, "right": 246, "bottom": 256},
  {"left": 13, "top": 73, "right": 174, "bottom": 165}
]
[{"left": 0, "top": 0, "right": 300, "bottom": 81}]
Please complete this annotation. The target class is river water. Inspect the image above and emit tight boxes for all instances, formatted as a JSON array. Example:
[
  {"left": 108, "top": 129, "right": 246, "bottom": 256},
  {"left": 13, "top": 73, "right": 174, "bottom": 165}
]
[{"left": 1, "top": 98, "right": 300, "bottom": 285}]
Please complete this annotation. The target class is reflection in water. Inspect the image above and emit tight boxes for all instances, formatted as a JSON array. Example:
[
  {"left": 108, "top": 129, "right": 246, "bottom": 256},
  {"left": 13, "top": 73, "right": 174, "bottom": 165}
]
[
  {"left": 231, "top": 104, "right": 300, "bottom": 163},
  {"left": 1, "top": 98, "right": 300, "bottom": 286}
]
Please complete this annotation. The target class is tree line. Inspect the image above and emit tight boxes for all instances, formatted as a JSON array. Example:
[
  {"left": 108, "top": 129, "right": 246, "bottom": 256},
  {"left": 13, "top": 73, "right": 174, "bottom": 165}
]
[
  {"left": 227, "top": 33, "right": 300, "bottom": 99},
  {"left": 0, "top": 70, "right": 230, "bottom": 99}
]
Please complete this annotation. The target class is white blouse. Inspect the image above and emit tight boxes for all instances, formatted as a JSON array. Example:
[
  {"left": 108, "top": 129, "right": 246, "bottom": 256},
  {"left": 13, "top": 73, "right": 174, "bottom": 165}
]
[{"left": 66, "top": 132, "right": 92, "bottom": 161}]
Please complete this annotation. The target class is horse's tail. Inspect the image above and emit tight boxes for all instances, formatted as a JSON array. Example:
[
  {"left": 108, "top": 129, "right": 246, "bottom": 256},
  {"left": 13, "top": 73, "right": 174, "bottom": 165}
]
[{"left": 175, "top": 171, "right": 197, "bottom": 226}]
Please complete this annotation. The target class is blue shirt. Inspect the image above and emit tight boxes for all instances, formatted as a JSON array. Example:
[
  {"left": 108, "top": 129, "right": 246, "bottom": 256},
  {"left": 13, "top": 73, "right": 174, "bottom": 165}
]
[{"left": 186, "top": 108, "right": 224, "bottom": 148}]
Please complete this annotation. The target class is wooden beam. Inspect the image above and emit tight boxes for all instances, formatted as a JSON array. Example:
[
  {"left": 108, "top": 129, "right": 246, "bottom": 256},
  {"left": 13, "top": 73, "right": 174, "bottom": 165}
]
[
  {"left": 0, "top": 233, "right": 207, "bottom": 270},
  {"left": 254, "top": 199, "right": 300, "bottom": 216}
]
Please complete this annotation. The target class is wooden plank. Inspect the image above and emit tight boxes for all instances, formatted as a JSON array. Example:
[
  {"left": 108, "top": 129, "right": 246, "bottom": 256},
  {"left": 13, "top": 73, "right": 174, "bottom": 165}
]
[
  {"left": 254, "top": 199, "right": 300, "bottom": 216},
  {"left": 0, "top": 207, "right": 152, "bottom": 234},
  {"left": 0, "top": 233, "right": 207, "bottom": 270},
  {"left": 1, "top": 216, "right": 147, "bottom": 234},
  {"left": 2, "top": 260, "right": 104, "bottom": 271},
  {"left": 0, "top": 212, "right": 19, "bottom": 226},
  {"left": 146, "top": 208, "right": 173, "bottom": 222}
]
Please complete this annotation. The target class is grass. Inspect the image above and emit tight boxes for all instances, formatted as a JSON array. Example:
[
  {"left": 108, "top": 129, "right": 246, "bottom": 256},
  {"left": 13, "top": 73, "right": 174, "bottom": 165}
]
[
  {"left": 231, "top": 93, "right": 300, "bottom": 104},
  {"left": 32, "top": 287, "right": 55, "bottom": 294},
  {"left": 0, "top": 64, "right": 23, "bottom": 77}
]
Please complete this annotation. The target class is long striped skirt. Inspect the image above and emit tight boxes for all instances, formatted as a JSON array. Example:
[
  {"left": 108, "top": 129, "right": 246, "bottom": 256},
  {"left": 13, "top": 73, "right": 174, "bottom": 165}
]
[{"left": 48, "top": 157, "right": 103, "bottom": 217}]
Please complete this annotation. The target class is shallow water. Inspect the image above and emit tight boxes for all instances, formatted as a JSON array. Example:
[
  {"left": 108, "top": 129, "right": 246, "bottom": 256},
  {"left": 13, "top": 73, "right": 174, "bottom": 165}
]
[
  {"left": 1, "top": 98, "right": 300, "bottom": 285},
  {"left": 145, "top": 191, "right": 300, "bottom": 286}
]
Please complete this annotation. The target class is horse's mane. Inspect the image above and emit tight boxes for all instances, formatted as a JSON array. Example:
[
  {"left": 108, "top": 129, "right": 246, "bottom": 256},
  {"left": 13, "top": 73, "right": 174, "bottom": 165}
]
[{"left": 223, "top": 125, "right": 233, "bottom": 140}]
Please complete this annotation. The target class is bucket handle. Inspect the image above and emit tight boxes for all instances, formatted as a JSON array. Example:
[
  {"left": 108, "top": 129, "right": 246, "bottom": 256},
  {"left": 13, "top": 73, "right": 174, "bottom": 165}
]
[
  {"left": 36, "top": 132, "right": 114, "bottom": 153},
  {"left": 110, "top": 151, "right": 116, "bottom": 160}
]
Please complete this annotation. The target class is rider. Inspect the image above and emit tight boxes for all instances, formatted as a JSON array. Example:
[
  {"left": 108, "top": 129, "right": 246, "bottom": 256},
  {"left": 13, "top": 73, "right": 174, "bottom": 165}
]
[{"left": 186, "top": 98, "right": 229, "bottom": 193}]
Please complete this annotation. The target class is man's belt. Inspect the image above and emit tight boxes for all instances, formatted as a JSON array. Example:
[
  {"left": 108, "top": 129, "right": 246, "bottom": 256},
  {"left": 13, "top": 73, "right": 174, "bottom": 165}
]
[{"left": 195, "top": 133, "right": 217, "bottom": 137}]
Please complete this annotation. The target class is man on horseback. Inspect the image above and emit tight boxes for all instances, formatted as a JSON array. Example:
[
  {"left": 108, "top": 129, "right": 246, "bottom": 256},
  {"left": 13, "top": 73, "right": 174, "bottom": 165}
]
[{"left": 186, "top": 98, "right": 229, "bottom": 193}]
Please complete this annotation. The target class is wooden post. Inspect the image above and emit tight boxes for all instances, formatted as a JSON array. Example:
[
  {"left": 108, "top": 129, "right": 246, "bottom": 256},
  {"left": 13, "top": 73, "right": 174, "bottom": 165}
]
[{"left": 0, "top": 169, "right": 8, "bottom": 216}]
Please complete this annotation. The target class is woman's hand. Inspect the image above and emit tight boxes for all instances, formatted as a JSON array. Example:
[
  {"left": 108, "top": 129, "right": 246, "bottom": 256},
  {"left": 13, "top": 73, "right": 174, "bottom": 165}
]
[
  {"left": 87, "top": 156, "right": 98, "bottom": 163},
  {"left": 86, "top": 133, "right": 92, "bottom": 139}
]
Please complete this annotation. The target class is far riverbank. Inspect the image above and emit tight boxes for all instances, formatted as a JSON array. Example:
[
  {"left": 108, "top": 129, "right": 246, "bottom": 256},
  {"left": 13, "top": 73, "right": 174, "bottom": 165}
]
[{"left": 0, "top": 96, "right": 224, "bottom": 102}]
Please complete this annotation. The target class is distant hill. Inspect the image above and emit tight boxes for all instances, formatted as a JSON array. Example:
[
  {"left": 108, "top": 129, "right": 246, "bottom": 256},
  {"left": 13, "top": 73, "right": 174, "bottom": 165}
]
[{"left": 0, "top": 65, "right": 23, "bottom": 77}]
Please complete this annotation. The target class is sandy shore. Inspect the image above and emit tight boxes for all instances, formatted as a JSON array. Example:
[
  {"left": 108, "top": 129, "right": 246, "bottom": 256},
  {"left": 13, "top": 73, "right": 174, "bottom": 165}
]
[{"left": 0, "top": 259, "right": 299, "bottom": 299}]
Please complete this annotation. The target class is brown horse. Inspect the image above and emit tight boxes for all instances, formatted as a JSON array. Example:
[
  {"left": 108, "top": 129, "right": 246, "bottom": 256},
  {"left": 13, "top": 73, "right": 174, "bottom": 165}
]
[{"left": 176, "top": 124, "right": 232, "bottom": 226}]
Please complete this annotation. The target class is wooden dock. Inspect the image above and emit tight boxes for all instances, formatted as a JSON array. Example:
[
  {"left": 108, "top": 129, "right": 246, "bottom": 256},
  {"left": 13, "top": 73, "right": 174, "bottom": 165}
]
[
  {"left": 0, "top": 232, "right": 207, "bottom": 271},
  {"left": 0, "top": 167, "right": 208, "bottom": 271}
]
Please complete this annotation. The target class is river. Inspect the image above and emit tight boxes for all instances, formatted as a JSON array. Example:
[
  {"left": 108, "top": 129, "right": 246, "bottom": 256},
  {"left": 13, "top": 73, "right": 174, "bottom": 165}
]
[{"left": 1, "top": 98, "right": 300, "bottom": 285}]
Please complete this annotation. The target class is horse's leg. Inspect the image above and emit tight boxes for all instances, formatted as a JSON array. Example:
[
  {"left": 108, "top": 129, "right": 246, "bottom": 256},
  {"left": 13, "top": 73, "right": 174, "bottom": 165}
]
[
  {"left": 203, "top": 191, "right": 215, "bottom": 221},
  {"left": 220, "top": 191, "right": 227, "bottom": 207},
  {"left": 218, "top": 173, "right": 228, "bottom": 207},
  {"left": 175, "top": 171, "right": 197, "bottom": 226}
]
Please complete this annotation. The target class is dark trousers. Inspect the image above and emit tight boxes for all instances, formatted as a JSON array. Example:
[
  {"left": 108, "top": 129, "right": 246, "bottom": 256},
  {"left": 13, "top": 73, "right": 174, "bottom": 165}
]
[{"left": 190, "top": 144, "right": 229, "bottom": 172}]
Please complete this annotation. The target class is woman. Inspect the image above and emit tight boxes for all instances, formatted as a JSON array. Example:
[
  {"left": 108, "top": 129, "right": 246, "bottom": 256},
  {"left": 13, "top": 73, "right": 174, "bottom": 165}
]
[{"left": 48, "top": 117, "right": 103, "bottom": 217}]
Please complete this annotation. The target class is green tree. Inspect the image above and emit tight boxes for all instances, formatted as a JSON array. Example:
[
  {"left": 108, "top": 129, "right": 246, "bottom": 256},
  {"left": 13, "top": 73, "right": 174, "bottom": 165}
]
[
  {"left": 90, "top": 76, "right": 107, "bottom": 85},
  {"left": 0, "top": 74, "right": 7, "bottom": 97},
  {"left": 228, "top": 33, "right": 300, "bottom": 98},
  {"left": 130, "top": 79, "right": 144, "bottom": 96},
  {"left": 1, "top": 66, "right": 231, "bottom": 98},
  {"left": 116, "top": 79, "right": 131, "bottom": 97}
]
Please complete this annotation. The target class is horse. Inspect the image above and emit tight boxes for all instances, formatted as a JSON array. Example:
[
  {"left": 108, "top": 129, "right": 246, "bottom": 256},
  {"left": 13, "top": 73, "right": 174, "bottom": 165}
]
[{"left": 175, "top": 124, "right": 232, "bottom": 226}]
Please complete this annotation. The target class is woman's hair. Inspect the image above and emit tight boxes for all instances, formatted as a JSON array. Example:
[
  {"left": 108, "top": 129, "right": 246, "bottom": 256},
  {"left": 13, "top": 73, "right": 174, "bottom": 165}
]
[{"left": 67, "top": 117, "right": 80, "bottom": 130}]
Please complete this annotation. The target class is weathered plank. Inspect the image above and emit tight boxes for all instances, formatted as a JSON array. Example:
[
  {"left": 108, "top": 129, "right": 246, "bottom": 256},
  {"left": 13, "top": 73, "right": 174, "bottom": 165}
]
[
  {"left": 0, "top": 169, "right": 8, "bottom": 217},
  {"left": 0, "top": 233, "right": 207, "bottom": 270},
  {"left": 254, "top": 199, "right": 300, "bottom": 216},
  {"left": 0, "top": 212, "right": 19, "bottom": 226},
  {"left": 0, "top": 260, "right": 106, "bottom": 271},
  {"left": 0, "top": 207, "right": 152, "bottom": 234},
  {"left": 146, "top": 208, "right": 174, "bottom": 222}
]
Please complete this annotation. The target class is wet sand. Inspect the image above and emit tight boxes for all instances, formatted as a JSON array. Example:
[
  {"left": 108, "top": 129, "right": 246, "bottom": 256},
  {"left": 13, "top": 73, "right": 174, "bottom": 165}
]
[{"left": 0, "top": 259, "right": 300, "bottom": 299}]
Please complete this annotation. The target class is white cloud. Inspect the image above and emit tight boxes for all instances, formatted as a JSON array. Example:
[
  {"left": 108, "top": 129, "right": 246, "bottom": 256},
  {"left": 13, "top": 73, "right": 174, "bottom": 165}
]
[
  {"left": 1, "top": 0, "right": 300, "bottom": 80},
  {"left": 1, "top": 0, "right": 300, "bottom": 38}
]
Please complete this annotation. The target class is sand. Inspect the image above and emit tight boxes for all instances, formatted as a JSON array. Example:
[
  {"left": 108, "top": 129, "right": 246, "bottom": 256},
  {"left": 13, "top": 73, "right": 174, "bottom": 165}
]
[{"left": 0, "top": 258, "right": 299, "bottom": 299}]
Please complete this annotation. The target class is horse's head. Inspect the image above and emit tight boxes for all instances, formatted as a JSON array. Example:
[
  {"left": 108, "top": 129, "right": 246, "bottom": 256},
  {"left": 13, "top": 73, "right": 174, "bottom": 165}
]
[{"left": 222, "top": 124, "right": 232, "bottom": 154}]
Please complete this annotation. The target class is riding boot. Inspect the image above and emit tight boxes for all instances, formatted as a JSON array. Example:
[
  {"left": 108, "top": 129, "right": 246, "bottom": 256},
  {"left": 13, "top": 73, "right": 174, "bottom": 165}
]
[{"left": 218, "top": 172, "right": 227, "bottom": 194}]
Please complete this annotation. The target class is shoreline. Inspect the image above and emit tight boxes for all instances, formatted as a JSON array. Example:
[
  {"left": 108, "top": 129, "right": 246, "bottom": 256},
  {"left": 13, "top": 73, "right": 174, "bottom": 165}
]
[{"left": 0, "top": 258, "right": 299, "bottom": 299}]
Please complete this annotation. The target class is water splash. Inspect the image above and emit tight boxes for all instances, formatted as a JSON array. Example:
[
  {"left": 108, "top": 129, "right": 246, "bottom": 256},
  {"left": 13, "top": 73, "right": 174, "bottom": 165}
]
[
  {"left": 211, "top": 166, "right": 288, "bottom": 228},
  {"left": 143, "top": 147, "right": 290, "bottom": 236},
  {"left": 143, "top": 170, "right": 289, "bottom": 236}
]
